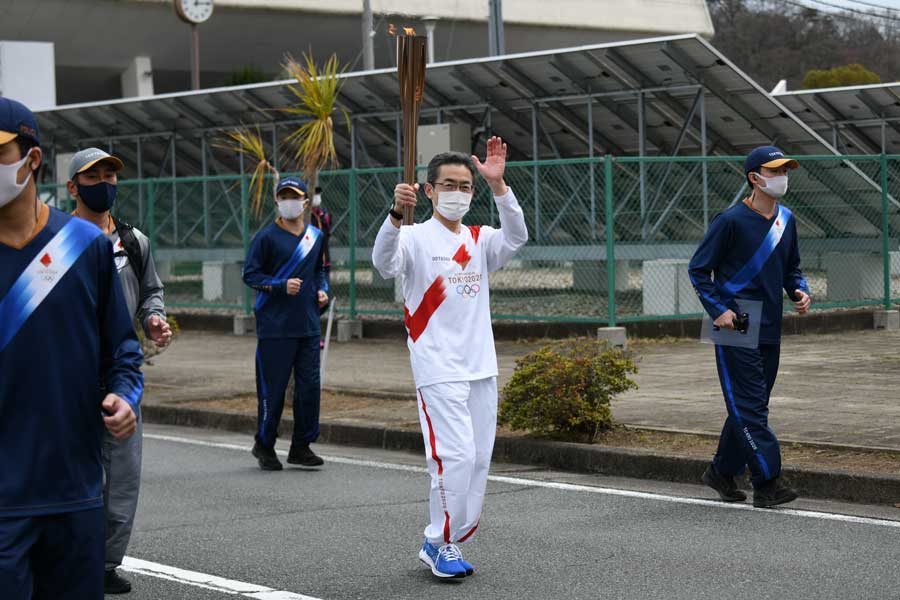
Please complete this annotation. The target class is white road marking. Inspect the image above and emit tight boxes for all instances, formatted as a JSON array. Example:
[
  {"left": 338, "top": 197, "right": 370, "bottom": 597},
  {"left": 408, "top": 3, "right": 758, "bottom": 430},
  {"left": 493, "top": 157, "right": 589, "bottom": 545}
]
[
  {"left": 121, "top": 556, "right": 322, "bottom": 599},
  {"left": 145, "top": 432, "right": 900, "bottom": 530}
]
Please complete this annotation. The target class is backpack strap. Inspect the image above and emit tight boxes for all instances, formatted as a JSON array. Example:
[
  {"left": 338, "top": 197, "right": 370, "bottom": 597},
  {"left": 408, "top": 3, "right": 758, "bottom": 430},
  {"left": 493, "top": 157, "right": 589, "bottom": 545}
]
[{"left": 112, "top": 216, "right": 146, "bottom": 281}]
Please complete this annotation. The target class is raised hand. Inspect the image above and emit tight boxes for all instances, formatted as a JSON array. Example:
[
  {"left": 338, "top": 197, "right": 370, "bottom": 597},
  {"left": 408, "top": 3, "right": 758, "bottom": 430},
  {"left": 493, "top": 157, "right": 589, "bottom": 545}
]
[{"left": 472, "top": 136, "right": 508, "bottom": 195}]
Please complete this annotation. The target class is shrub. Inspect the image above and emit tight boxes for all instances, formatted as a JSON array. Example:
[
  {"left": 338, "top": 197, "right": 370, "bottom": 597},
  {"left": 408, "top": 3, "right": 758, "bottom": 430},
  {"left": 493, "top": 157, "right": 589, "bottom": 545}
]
[{"left": 499, "top": 338, "right": 638, "bottom": 443}]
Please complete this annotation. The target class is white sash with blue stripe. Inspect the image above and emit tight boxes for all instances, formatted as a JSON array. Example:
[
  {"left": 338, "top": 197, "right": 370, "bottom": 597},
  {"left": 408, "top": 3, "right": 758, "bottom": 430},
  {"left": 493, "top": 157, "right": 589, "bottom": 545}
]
[
  {"left": 0, "top": 219, "right": 101, "bottom": 353},
  {"left": 256, "top": 226, "right": 320, "bottom": 310},
  {"left": 718, "top": 205, "right": 791, "bottom": 299}
]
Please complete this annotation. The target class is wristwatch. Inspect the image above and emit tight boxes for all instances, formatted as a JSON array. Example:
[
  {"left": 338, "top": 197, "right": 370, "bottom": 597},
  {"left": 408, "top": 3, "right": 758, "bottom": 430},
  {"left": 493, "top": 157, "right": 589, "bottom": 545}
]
[{"left": 388, "top": 207, "right": 403, "bottom": 221}]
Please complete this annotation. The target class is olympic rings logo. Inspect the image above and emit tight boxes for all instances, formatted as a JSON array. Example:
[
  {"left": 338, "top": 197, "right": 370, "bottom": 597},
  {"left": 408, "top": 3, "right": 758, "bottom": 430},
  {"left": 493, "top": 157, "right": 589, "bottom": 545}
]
[{"left": 456, "top": 284, "right": 480, "bottom": 298}]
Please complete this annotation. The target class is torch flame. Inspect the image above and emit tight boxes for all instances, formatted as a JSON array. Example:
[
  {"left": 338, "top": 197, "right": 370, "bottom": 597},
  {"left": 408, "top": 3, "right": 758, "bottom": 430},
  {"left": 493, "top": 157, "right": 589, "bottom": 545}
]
[{"left": 404, "top": 27, "right": 417, "bottom": 35}]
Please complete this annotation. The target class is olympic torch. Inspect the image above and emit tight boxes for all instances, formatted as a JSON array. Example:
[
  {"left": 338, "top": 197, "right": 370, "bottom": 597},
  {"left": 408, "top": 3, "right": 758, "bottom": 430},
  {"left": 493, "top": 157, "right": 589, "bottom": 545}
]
[{"left": 395, "top": 25, "right": 427, "bottom": 225}]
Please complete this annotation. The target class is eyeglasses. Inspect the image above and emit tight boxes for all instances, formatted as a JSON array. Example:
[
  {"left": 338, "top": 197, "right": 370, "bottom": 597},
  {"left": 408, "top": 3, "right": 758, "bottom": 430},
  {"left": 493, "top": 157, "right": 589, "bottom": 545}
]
[{"left": 432, "top": 180, "right": 474, "bottom": 193}]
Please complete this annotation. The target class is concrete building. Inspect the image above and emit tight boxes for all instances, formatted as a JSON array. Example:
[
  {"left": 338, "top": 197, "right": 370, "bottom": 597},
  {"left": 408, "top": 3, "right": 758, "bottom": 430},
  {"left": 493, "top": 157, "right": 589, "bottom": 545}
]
[{"left": 1, "top": 0, "right": 714, "bottom": 106}]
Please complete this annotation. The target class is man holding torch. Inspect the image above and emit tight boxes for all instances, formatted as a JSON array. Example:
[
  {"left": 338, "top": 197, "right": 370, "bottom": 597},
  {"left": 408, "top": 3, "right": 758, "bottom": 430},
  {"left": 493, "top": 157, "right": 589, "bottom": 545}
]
[{"left": 373, "top": 136, "right": 528, "bottom": 579}]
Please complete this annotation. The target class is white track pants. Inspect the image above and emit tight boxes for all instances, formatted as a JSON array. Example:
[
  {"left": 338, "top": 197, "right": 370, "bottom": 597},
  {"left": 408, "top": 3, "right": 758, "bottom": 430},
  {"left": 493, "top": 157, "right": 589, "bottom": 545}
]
[{"left": 416, "top": 377, "right": 497, "bottom": 546}]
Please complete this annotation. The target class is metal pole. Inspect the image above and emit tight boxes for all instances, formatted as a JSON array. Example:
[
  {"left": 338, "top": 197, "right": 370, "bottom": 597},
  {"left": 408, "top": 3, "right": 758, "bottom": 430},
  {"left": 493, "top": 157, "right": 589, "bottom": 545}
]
[
  {"left": 424, "top": 18, "right": 437, "bottom": 64},
  {"left": 191, "top": 24, "right": 200, "bottom": 90},
  {"left": 587, "top": 96, "right": 596, "bottom": 240},
  {"left": 488, "top": 0, "right": 505, "bottom": 56},
  {"left": 881, "top": 152, "right": 891, "bottom": 310},
  {"left": 170, "top": 136, "right": 177, "bottom": 243},
  {"left": 271, "top": 125, "right": 279, "bottom": 171},
  {"left": 532, "top": 104, "right": 540, "bottom": 242},
  {"left": 349, "top": 120, "right": 358, "bottom": 319},
  {"left": 201, "top": 133, "right": 209, "bottom": 245},
  {"left": 241, "top": 170, "right": 251, "bottom": 316},
  {"left": 700, "top": 89, "right": 709, "bottom": 230},
  {"left": 137, "top": 137, "right": 144, "bottom": 225},
  {"left": 362, "top": 0, "right": 375, "bottom": 71},
  {"left": 605, "top": 156, "right": 616, "bottom": 326},
  {"left": 638, "top": 90, "right": 647, "bottom": 240}
]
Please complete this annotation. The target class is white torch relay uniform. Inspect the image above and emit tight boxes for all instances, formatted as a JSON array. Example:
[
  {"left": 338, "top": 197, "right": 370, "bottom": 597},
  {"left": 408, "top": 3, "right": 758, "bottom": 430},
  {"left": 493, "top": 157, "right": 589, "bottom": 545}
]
[{"left": 372, "top": 188, "right": 528, "bottom": 546}]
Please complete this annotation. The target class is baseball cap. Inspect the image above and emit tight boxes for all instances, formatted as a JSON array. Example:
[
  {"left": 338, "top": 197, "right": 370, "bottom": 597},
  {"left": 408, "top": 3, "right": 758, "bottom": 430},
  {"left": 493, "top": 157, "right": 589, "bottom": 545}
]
[
  {"left": 68, "top": 147, "right": 125, "bottom": 181},
  {"left": 744, "top": 145, "right": 799, "bottom": 175},
  {"left": 0, "top": 97, "right": 40, "bottom": 146},
  {"left": 276, "top": 176, "right": 308, "bottom": 197}
]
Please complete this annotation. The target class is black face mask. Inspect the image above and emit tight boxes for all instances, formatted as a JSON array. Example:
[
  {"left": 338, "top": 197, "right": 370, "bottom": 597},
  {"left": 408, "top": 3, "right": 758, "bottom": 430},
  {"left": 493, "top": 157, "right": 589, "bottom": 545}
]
[{"left": 77, "top": 181, "right": 117, "bottom": 213}]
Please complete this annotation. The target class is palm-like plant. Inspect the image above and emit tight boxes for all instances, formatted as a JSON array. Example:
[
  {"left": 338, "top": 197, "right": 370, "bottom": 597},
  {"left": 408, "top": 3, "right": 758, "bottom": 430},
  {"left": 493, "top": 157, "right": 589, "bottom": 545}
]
[
  {"left": 215, "top": 126, "right": 278, "bottom": 217},
  {"left": 280, "top": 52, "right": 350, "bottom": 188}
]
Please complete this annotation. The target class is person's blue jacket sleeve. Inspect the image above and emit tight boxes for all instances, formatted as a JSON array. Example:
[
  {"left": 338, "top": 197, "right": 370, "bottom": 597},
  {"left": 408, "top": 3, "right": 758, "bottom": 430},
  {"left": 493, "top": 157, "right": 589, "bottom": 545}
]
[
  {"left": 316, "top": 238, "right": 329, "bottom": 295},
  {"left": 98, "top": 238, "right": 144, "bottom": 412},
  {"left": 242, "top": 233, "right": 287, "bottom": 295},
  {"left": 688, "top": 213, "right": 733, "bottom": 321},
  {"left": 782, "top": 217, "right": 809, "bottom": 300}
]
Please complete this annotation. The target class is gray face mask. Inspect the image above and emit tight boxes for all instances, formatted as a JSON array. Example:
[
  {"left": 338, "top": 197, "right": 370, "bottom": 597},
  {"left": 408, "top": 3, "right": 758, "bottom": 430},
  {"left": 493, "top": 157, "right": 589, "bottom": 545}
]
[
  {"left": 755, "top": 174, "right": 788, "bottom": 198},
  {"left": 0, "top": 153, "right": 32, "bottom": 208}
]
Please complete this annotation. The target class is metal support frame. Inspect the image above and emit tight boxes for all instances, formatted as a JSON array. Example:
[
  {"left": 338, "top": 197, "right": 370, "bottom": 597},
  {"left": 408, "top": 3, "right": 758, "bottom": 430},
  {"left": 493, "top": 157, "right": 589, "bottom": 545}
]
[{"left": 637, "top": 90, "right": 647, "bottom": 240}]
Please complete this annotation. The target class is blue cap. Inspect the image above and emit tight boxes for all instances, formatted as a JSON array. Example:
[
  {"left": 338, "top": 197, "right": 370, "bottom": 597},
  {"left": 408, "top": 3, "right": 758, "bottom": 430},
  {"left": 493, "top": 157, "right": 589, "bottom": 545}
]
[
  {"left": 0, "top": 97, "right": 40, "bottom": 146},
  {"left": 275, "top": 176, "right": 308, "bottom": 197},
  {"left": 744, "top": 145, "right": 799, "bottom": 175}
]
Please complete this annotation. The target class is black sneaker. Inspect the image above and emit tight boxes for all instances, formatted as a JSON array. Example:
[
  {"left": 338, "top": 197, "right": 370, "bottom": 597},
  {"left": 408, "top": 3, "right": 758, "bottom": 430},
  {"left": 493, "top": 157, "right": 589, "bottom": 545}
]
[
  {"left": 104, "top": 569, "right": 132, "bottom": 594},
  {"left": 753, "top": 479, "right": 799, "bottom": 508},
  {"left": 252, "top": 441, "right": 283, "bottom": 471},
  {"left": 702, "top": 464, "right": 747, "bottom": 502},
  {"left": 287, "top": 443, "right": 324, "bottom": 467}
]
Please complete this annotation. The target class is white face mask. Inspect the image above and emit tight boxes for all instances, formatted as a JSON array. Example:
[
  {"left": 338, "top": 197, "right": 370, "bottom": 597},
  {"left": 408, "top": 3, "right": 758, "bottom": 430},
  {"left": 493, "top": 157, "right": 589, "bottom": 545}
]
[
  {"left": 311, "top": 194, "right": 322, "bottom": 208},
  {"left": 435, "top": 190, "right": 473, "bottom": 222},
  {"left": 276, "top": 198, "right": 307, "bottom": 220},
  {"left": 755, "top": 174, "right": 788, "bottom": 199},
  {"left": 0, "top": 153, "right": 33, "bottom": 208}
]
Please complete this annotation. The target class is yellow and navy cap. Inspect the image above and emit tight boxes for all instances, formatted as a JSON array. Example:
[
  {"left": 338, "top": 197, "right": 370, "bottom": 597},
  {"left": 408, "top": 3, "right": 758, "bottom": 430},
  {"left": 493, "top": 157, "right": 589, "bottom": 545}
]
[
  {"left": 0, "top": 97, "right": 40, "bottom": 146},
  {"left": 744, "top": 146, "right": 799, "bottom": 174}
]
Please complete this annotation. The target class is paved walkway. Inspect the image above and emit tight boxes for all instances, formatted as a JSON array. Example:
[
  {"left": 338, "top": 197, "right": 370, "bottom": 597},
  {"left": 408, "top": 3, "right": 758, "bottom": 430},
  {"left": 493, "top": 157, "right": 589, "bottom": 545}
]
[{"left": 143, "top": 328, "right": 900, "bottom": 450}]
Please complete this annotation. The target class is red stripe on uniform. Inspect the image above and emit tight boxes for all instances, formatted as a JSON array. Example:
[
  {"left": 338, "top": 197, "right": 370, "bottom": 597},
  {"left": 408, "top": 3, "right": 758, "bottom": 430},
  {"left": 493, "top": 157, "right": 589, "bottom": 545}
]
[
  {"left": 404, "top": 276, "right": 447, "bottom": 342},
  {"left": 457, "top": 520, "right": 479, "bottom": 544},
  {"left": 467, "top": 225, "right": 481, "bottom": 244},
  {"left": 419, "top": 390, "right": 452, "bottom": 544}
]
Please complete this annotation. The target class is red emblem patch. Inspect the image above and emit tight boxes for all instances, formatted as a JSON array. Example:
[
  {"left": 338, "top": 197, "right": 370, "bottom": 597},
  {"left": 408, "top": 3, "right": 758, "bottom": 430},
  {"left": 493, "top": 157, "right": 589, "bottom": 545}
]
[
  {"left": 452, "top": 244, "right": 472, "bottom": 270},
  {"left": 40, "top": 253, "right": 52, "bottom": 267}
]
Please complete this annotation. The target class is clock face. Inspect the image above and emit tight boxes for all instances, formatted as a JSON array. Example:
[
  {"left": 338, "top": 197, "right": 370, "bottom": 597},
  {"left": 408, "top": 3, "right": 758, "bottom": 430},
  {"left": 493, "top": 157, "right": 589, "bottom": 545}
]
[{"left": 175, "top": 0, "right": 214, "bottom": 24}]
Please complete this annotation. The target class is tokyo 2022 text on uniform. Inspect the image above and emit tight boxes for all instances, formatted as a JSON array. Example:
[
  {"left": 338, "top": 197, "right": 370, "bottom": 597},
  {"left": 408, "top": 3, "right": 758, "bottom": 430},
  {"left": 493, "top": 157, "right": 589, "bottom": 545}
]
[
  {"left": 372, "top": 188, "right": 527, "bottom": 547},
  {"left": 688, "top": 200, "right": 809, "bottom": 488},
  {"left": 0, "top": 206, "right": 144, "bottom": 600}
]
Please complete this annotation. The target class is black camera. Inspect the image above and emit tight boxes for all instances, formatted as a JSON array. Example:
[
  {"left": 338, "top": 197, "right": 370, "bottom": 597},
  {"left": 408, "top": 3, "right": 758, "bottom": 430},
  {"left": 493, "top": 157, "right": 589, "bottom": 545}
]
[
  {"left": 714, "top": 312, "right": 750, "bottom": 334},
  {"left": 733, "top": 312, "right": 750, "bottom": 334}
]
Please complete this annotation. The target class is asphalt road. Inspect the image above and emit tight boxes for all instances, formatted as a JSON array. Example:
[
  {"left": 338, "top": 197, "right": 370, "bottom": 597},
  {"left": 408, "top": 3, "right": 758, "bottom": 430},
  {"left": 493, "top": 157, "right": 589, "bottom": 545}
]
[{"left": 116, "top": 424, "right": 900, "bottom": 600}]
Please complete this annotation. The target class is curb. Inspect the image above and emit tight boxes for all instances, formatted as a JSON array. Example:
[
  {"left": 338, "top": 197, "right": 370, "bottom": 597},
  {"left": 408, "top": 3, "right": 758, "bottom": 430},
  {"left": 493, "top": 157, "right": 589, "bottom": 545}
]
[
  {"left": 142, "top": 404, "right": 900, "bottom": 507},
  {"left": 170, "top": 308, "right": 881, "bottom": 340}
]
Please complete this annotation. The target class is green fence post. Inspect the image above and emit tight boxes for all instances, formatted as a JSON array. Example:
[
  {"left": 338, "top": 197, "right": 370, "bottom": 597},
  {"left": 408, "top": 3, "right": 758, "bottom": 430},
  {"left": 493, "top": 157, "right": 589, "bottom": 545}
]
[
  {"left": 881, "top": 153, "right": 891, "bottom": 311},
  {"left": 147, "top": 180, "right": 156, "bottom": 260},
  {"left": 241, "top": 174, "right": 251, "bottom": 316},
  {"left": 349, "top": 168, "right": 358, "bottom": 320},
  {"left": 604, "top": 155, "right": 616, "bottom": 327}
]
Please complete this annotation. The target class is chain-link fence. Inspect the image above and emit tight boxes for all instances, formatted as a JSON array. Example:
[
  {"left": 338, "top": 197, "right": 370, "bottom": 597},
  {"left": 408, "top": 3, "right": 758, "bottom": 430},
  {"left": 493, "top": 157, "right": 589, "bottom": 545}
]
[{"left": 39, "top": 154, "right": 900, "bottom": 323}]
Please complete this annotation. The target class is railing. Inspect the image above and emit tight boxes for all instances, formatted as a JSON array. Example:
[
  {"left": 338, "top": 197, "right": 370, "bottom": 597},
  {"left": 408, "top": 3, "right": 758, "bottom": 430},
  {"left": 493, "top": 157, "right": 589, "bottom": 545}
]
[{"left": 39, "top": 154, "right": 900, "bottom": 323}]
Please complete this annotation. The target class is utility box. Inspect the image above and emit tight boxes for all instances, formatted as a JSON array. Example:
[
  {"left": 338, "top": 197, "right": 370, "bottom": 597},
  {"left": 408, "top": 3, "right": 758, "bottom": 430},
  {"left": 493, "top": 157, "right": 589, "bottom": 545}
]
[
  {"left": 0, "top": 41, "right": 56, "bottom": 110},
  {"left": 416, "top": 123, "right": 471, "bottom": 183}
]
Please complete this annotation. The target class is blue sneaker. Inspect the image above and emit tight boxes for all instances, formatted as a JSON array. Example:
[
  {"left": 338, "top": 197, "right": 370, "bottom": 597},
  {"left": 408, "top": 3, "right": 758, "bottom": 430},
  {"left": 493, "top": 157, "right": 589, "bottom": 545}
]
[
  {"left": 418, "top": 541, "right": 467, "bottom": 578},
  {"left": 459, "top": 557, "right": 475, "bottom": 576}
]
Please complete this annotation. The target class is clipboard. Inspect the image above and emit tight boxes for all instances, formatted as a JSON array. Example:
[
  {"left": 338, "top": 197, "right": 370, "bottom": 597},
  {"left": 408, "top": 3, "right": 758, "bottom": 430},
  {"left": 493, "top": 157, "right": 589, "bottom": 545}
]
[{"left": 700, "top": 299, "right": 763, "bottom": 349}]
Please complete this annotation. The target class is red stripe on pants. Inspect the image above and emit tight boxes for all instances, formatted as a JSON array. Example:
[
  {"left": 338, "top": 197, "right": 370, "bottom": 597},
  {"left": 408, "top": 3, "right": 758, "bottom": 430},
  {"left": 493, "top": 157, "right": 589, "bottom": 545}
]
[
  {"left": 419, "top": 390, "right": 451, "bottom": 544},
  {"left": 458, "top": 521, "right": 479, "bottom": 544}
]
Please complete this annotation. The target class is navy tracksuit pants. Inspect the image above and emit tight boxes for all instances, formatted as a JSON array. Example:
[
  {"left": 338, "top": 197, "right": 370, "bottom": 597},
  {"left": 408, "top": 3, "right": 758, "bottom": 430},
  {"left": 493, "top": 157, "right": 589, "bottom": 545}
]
[
  {"left": 255, "top": 336, "right": 321, "bottom": 449},
  {"left": 713, "top": 343, "right": 782, "bottom": 488},
  {"left": 0, "top": 508, "right": 105, "bottom": 600}
]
